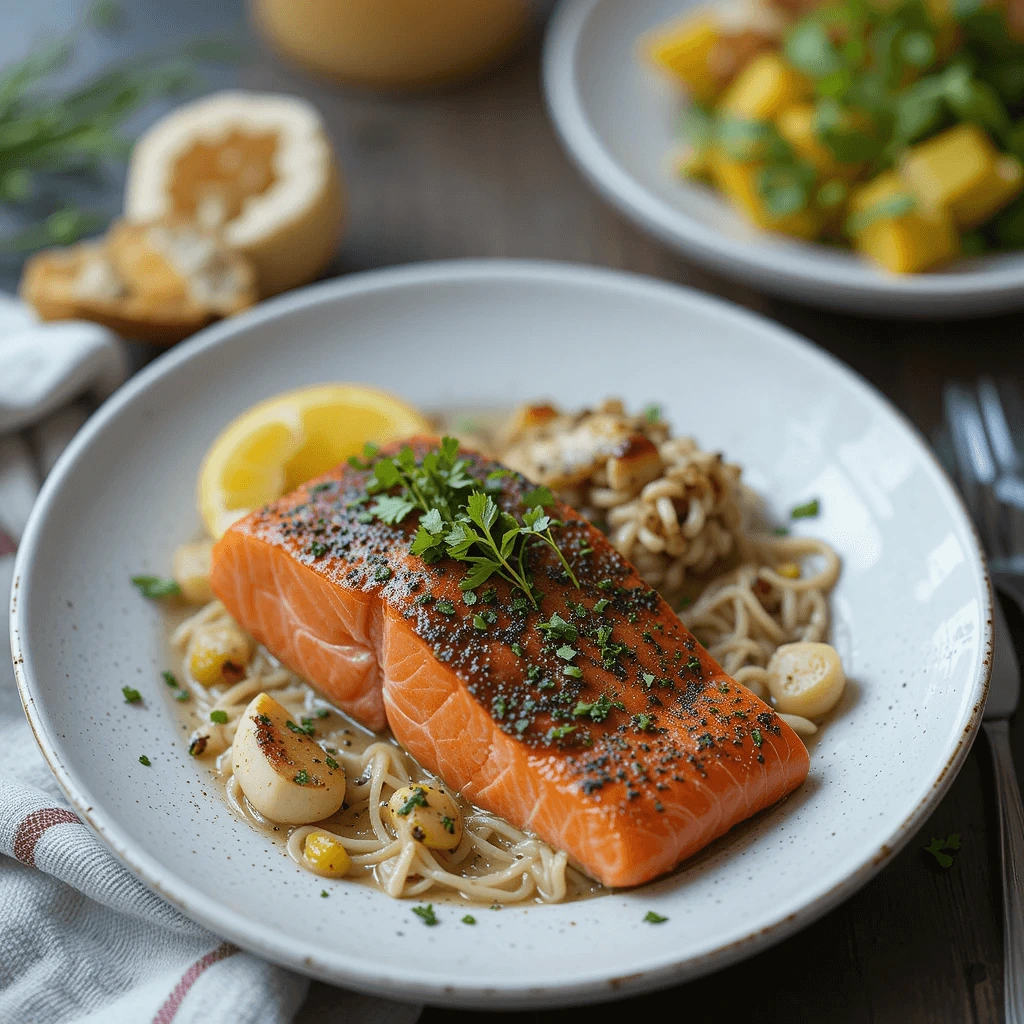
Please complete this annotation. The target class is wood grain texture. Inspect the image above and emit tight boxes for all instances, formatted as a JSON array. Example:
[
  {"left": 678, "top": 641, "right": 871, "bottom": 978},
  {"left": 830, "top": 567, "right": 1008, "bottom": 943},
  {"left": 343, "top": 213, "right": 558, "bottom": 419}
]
[{"left": 11, "top": 2, "right": 1024, "bottom": 1019}]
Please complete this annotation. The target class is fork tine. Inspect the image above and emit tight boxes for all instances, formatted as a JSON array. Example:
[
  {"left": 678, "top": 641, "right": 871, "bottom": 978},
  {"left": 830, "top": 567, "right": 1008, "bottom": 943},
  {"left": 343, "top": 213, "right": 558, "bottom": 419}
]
[
  {"left": 945, "top": 383, "right": 1005, "bottom": 558},
  {"left": 979, "top": 377, "right": 1023, "bottom": 477}
]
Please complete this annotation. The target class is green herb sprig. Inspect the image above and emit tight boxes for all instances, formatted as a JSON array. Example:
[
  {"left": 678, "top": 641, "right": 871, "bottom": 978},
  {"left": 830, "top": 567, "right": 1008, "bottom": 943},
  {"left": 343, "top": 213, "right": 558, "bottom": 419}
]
[{"left": 357, "top": 439, "right": 579, "bottom": 609}]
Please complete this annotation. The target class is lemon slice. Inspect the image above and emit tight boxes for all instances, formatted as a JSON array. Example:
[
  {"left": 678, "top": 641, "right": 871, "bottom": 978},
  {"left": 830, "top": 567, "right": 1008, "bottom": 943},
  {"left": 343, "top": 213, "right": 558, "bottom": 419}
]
[
  {"left": 124, "top": 91, "right": 344, "bottom": 297},
  {"left": 199, "top": 383, "right": 430, "bottom": 538}
]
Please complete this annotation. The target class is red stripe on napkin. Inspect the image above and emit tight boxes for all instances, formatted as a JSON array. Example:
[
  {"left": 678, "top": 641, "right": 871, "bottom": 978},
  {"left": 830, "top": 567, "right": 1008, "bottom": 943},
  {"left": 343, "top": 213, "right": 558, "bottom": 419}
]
[
  {"left": 152, "top": 942, "right": 239, "bottom": 1023},
  {"left": 13, "top": 807, "right": 80, "bottom": 866}
]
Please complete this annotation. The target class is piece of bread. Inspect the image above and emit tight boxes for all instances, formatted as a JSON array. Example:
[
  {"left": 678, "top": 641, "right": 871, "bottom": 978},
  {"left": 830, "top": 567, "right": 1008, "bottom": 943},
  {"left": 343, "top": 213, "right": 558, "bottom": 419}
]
[{"left": 20, "top": 219, "right": 258, "bottom": 346}]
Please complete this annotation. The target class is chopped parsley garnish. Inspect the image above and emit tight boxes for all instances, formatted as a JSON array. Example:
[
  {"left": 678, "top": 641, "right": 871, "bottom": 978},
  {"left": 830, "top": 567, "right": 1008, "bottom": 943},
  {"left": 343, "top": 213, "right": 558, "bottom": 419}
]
[
  {"left": 511, "top": 643, "right": 523, "bottom": 657},
  {"left": 293, "top": 769, "right": 310, "bottom": 786},
  {"left": 325, "top": 755, "right": 339, "bottom": 770},
  {"left": 441, "top": 815, "right": 456, "bottom": 834},
  {"left": 396, "top": 787, "right": 429, "bottom": 816},
  {"left": 138, "top": 755, "right": 151, "bottom": 766},
  {"left": 435, "top": 600, "right": 456, "bottom": 616},
  {"left": 538, "top": 612, "right": 577, "bottom": 642},
  {"left": 563, "top": 665, "right": 583, "bottom": 679},
  {"left": 320, "top": 890, "right": 329, "bottom": 898},
  {"left": 790, "top": 498, "right": 820, "bottom": 520},
  {"left": 643, "top": 403, "right": 661, "bottom": 424},
  {"left": 209, "top": 710, "right": 228, "bottom": 724},
  {"left": 358, "top": 438, "right": 577, "bottom": 608},
  {"left": 347, "top": 441, "right": 380, "bottom": 470},
  {"left": 461, "top": 914, "right": 477, "bottom": 925},
  {"left": 257, "top": 714, "right": 272, "bottom": 725},
  {"left": 556, "top": 644, "right": 577, "bottom": 661},
  {"left": 122, "top": 686, "right": 142, "bottom": 704},
  {"left": 130, "top": 575, "right": 180, "bottom": 599},
  {"left": 162, "top": 670, "right": 178, "bottom": 688},
  {"left": 594, "top": 598, "right": 610, "bottom": 613},
  {"left": 513, "top": 719, "right": 530, "bottom": 734},
  {"left": 573, "top": 693, "right": 625, "bottom": 722},
  {"left": 547, "top": 724, "right": 576, "bottom": 741},
  {"left": 316, "top": 709, "right": 330, "bottom": 718},
  {"left": 412, "top": 904, "right": 438, "bottom": 926},
  {"left": 286, "top": 719, "right": 315, "bottom": 737},
  {"left": 309, "top": 540, "right": 328, "bottom": 559},
  {"left": 924, "top": 833, "right": 960, "bottom": 869},
  {"left": 480, "top": 588, "right": 497, "bottom": 604},
  {"left": 642, "top": 673, "right": 656, "bottom": 688},
  {"left": 473, "top": 613, "right": 489, "bottom": 632},
  {"left": 373, "top": 565, "right": 392, "bottom": 582},
  {"left": 633, "top": 713, "right": 655, "bottom": 731},
  {"left": 773, "top": 526, "right": 790, "bottom": 537},
  {"left": 644, "top": 911, "right": 668, "bottom": 924},
  {"left": 462, "top": 590, "right": 478, "bottom": 605},
  {"left": 751, "top": 728, "right": 764, "bottom": 747}
]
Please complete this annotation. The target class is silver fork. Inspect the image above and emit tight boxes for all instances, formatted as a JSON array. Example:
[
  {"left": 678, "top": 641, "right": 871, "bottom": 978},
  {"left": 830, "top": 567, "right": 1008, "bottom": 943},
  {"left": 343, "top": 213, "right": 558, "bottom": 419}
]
[{"left": 945, "top": 380, "right": 1024, "bottom": 1024}]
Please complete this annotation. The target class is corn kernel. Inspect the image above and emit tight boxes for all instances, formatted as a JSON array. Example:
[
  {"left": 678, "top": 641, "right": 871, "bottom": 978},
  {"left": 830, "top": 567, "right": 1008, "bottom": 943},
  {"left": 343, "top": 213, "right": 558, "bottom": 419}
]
[
  {"left": 188, "top": 623, "right": 252, "bottom": 686},
  {"left": 303, "top": 830, "right": 351, "bottom": 877},
  {"left": 776, "top": 562, "right": 801, "bottom": 579}
]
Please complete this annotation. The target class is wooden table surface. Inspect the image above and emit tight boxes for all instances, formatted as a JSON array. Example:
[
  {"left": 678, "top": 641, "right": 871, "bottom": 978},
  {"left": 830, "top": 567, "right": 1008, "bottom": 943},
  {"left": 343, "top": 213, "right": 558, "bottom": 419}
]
[{"left": 14, "top": 3, "right": 1024, "bottom": 1021}]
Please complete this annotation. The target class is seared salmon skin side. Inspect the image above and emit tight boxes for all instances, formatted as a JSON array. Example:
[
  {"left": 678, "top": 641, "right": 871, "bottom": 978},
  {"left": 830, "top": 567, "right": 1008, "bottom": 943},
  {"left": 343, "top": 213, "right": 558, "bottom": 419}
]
[{"left": 211, "top": 440, "right": 809, "bottom": 887}]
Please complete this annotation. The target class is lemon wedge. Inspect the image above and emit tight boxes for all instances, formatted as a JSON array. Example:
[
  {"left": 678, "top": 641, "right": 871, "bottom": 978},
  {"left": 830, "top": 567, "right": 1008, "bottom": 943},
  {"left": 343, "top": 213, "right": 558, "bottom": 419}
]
[{"left": 199, "top": 383, "right": 430, "bottom": 538}]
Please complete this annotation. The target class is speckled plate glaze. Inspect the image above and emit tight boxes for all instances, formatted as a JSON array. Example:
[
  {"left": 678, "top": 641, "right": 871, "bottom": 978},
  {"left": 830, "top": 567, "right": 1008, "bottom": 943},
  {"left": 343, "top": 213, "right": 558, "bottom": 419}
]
[
  {"left": 543, "top": 0, "right": 1024, "bottom": 317},
  {"left": 11, "top": 261, "right": 991, "bottom": 1008}
]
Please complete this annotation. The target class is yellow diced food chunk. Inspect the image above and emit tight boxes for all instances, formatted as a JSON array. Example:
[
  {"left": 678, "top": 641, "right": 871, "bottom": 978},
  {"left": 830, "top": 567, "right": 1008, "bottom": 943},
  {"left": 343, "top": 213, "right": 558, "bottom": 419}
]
[
  {"left": 647, "top": 18, "right": 720, "bottom": 103},
  {"left": 720, "top": 53, "right": 812, "bottom": 121},
  {"left": 303, "top": 830, "right": 352, "bottom": 878},
  {"left": 188, "top": 622, "right": 253, "bottom": 686},
  {"left": 672, "top": 143, "right": 714, "bottom": 183},
  {"left": 776, "top": 103, "right": 867, "bottom": 179},
  {"left": 712, "top": 155, "right": 822, "bottom": 239},
  {"left": 850, "top": 171, "right": 958, "bottom": 273},
  {"left": 901, "top": 123, "right": 1024, "bottom": 228}
]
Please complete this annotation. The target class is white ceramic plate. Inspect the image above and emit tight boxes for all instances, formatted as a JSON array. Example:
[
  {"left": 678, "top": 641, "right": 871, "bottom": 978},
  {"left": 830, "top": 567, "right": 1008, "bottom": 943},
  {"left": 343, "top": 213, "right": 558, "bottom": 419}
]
[
  {"left": 543, "top": 0, "right": 1024, "bottom": 317},
  {"left": 11, "top": 261, "right": 991, "bottom": 1008}
]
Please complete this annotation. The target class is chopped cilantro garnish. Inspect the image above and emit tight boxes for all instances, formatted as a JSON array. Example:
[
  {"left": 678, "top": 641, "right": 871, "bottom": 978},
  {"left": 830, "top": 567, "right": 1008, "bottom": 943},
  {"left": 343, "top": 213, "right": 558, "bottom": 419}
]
[
  {"left": 473, "top": 613, "right": 488, "bottom": 632},
  {"left": 633, "top": 713, "right": 655, "bottom": 731},
  {"left": 441, "top": 815, "right": 456, "bottom": 834},
  {"left": 320, "top": 890, "right": 329, "bottom": 898},
  {"left": 161, "top": 670, "right": 178, "bottom": 688},
  {"left": 644, "top": 911, "right": 668, "bottom": 924},
  {"left": 293, "top": 769, "right": 310, "bottom": 786},
  {"left": 412, "top": 904, "right": 438, "bottom": 926},
  {"left": 594, "top": 598, "right": 610, "bottom": 613},
  {"left": 547, "top": 724, "right": 576, "bottom": 741},
  {"left": 751, "top": 728, "right": 763, "bottom": 747},
  {"left": 435, "top": 600, "right": 456, "bottom": 616},
  {"left": 131, "top": 575, "right": 180, "bottom": 599},
  {"left": 563, "top": 665, "right": 583, "bottom": 679},
  {"left": 538, "top": 612, "right": 577, "bottom": 642},
  {"left": 286, "top": 719, "right": 315, "bottom": 737},
  {"left": 209, "top": 710, "right": 228, "bottom": 724},
  {"left": 122, "top": 686, "right": 142, "bottom": 704},
  {"left": 138, "top": 755, "right": 151, "bottom": 766},
  {"left": 461, "top": 914, "right": 477, "bottom": 924},
  {"left": 790, "top": 499, "right": 820, "bottom": 520},
  {"left": 511, "top": 643, "right": 523, "bottom": 657},
  {"left": 373, "top": 565, "right": 392, "bottom": 583},
  {"left": 556, "top": 644, "right": 577, "bottom": 661},
  {"left": 325, "top": 755, "right": 339, "bottom": 770},
  {"left": 462, "top": 590, "right": 478, "bottom": 606}
]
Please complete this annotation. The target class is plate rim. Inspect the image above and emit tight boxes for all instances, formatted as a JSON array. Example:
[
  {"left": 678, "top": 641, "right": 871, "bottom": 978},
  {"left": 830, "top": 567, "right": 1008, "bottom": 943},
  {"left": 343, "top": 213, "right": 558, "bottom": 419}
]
[
  {"left": 9, "top": 258, "right": 994, "bottom": 1008},
  {"left": 541, "top": 0, "right": 1024, "bottom": 315}
]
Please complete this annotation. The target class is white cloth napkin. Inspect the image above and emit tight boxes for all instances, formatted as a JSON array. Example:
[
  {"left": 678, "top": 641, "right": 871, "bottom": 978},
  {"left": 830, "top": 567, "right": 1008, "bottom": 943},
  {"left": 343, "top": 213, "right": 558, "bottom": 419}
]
[{"left": 0, "top": 302, "right": 423, "bottom": 1024}]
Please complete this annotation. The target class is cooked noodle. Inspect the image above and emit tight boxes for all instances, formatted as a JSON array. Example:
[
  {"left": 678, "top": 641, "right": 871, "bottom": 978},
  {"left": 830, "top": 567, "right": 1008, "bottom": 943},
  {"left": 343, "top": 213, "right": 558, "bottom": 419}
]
[{"left": 172, "top": 602, "right": 590, "bottom": 904}]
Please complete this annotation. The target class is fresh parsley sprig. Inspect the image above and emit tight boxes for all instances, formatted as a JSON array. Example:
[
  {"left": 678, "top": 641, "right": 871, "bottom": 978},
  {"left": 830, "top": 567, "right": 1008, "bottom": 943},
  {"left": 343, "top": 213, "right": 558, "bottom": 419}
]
[{"left": 355, "top": 438, "right": 579, "bottom": 609}]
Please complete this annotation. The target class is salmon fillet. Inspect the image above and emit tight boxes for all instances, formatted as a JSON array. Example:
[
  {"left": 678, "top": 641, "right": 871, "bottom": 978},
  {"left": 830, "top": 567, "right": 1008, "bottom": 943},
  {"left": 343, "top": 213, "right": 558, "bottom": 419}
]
[{"left": 211, "top": 440, "right": 809, "bottom": 888}]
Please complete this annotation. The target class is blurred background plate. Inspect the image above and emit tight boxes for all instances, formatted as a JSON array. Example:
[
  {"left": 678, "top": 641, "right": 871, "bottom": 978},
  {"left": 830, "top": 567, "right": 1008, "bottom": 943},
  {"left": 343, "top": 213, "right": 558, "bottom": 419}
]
[
  {"left": 543, "top": 0, "right": 1024, "bottom": 317},
  {"left": 11, "top": 260, "right": 992, "bottom": 1006}
]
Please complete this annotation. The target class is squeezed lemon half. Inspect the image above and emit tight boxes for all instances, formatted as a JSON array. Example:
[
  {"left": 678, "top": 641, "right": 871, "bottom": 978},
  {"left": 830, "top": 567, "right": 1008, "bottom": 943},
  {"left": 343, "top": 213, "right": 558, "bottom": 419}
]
[{"left": 199, "top": 383, "right": 430, "bottom": 538}]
